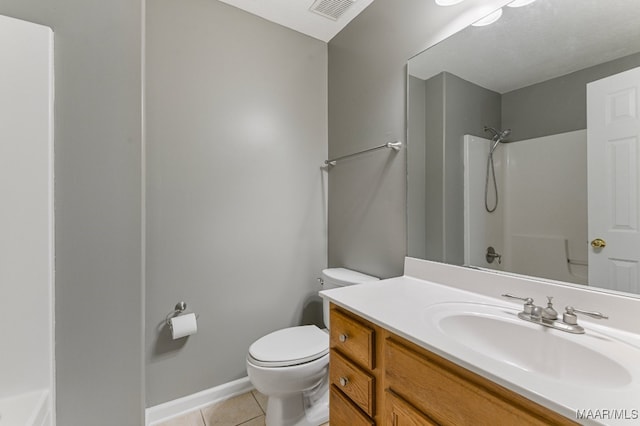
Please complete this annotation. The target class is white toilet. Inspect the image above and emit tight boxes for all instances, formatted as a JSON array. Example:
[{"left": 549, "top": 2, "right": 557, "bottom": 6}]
[{"left": 246, "top": 268, "right": 379, "bottom": 426}]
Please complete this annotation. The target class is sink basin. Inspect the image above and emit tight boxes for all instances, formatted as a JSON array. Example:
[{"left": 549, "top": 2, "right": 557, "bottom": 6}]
[{"left": 423, "top": 303, "right": 634, "bottom": 389}]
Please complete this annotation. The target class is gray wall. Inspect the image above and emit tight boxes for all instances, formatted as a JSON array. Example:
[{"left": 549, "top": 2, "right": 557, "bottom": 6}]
[
  {"left": 146, "top": 0, "right": 328, "bottom": 406},
  {"left": 407, "top": 76, "right": 427, "bottom": 259},
  {"left": 424, "top": 73, "right": 444, "bottom": 262},
  {"left": 328, "top": 0, "right": 509, "bottom": 278},
  {"left": 503, "top": 51, "right": 640, "bottom": 141},
  {"left": 413, "top": 72, "right": 501, "bottom": 264},
  {"left": 443, "top": 73, "right": 501, "bottom": 265},
  {"left": 0, "top": 1, "right": 144, "bottom": 425}
]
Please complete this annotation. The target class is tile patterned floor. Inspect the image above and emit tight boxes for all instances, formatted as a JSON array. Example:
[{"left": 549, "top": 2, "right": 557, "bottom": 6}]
[{"left": 156, "top": 390, "right": 329, "bottom": 426}]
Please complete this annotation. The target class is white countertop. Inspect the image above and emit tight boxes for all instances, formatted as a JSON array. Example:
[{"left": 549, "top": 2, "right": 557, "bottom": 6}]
[{"left": 320, "top": 263, "right": 640, "bottom": 426}]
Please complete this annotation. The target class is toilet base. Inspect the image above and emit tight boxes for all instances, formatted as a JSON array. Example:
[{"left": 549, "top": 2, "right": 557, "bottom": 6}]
[{"left": 264, "top": 381, "right": 328, "bottom": 426}]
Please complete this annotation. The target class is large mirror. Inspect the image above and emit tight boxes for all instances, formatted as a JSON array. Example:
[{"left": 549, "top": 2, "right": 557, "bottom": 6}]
[{"left": 407, "top": 0, "right": 640, "bottom": 296}]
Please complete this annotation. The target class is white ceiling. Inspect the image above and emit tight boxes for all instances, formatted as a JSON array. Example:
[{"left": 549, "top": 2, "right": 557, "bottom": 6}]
[{"left": 216, "top": 0, "right": 376, "bottom": 42}]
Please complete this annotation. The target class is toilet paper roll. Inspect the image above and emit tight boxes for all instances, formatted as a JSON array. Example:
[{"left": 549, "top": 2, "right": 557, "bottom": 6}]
[{"left": 169, "top": 313, "right": 198, "bottom": 339}]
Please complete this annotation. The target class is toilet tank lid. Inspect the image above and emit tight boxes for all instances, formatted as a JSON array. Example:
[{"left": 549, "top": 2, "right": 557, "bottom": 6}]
[{"left": 321, "top": 268, "right": 379, "bottom": 286}]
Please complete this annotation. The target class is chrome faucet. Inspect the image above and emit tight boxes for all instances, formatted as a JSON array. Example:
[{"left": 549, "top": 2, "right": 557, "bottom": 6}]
[
  {"left": 501, "top": 294, "right": 608, "bottom": 334},
  {"left": 541, "top": 296, "right": 558, "bottom": 321},
  {"left": 562, "top": 306, "right": 609, "bottom": 333},
  {"left": 485, "top": 246, "right": 502, "bottom": 264}
]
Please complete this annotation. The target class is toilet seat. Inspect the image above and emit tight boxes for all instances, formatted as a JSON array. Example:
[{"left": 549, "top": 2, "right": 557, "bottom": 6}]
[{"left": 248, "top": 325, "right": 329, "bottom": 368}]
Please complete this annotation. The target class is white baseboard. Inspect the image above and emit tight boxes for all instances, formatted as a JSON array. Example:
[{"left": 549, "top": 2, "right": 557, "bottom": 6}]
[{"left": 145, "top": 377, "right": 253, "bottom": 425}]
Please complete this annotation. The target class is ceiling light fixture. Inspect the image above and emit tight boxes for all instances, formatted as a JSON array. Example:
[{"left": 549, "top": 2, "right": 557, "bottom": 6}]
[
  {"left": 471, "top": 8, "right": 503, "bottom": 26},
  {"left": 435, "top": 0, "right": 465, "bottom": 6},
  {"left": 507, "top": 0, "right": 537, "bottom": 7}
]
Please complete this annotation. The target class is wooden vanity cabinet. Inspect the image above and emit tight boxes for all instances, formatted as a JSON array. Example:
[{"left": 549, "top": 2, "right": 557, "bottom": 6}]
[
  {"left": 385, "top": 389, "right": 438, "bottom": 425},
  {"left": 329, "top": 303, "right": 577, "bottom": 426},
  {"left": 330, "top": 385, "right": 375, "bottom": 426},
  {"left": 329, "top": 305, "right": 383, "bottom": 424}
]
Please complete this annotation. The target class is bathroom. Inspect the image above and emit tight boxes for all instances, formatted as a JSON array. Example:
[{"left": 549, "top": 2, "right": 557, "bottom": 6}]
[{"left": 1, "top": 0, "right": 639, "bottom": 425}]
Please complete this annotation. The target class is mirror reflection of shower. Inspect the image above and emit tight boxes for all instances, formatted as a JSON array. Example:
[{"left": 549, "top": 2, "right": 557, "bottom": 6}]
[
  {"left": 483, "top": 126, "right": 511, "bottom": 212},
  {"left": 463, "top": 130, "right": 588, "bottom": 285}
]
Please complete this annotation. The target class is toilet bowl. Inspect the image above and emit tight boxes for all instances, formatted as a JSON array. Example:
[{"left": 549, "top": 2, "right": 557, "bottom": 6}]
[{"left": 246, "top": 268, "right": 379, "bottom": 426}]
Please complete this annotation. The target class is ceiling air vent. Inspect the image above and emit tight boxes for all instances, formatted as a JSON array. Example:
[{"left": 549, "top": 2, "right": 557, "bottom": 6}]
[{"left": 309, "top": 0, "right": 356, "bottom": 21}]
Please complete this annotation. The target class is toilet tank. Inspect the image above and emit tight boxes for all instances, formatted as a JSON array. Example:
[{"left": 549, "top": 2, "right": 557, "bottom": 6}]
[{"left": 321, "top": 268, "right": 379, "bottom": 328}]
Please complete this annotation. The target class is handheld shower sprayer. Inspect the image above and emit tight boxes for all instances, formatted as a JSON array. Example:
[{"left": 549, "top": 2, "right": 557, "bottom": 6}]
[
  {"left": 484, "top": 126, "right": 512, "bottom": 153},
  {"left": 482, "top": 126, "right": 512, "bottom": 213}
]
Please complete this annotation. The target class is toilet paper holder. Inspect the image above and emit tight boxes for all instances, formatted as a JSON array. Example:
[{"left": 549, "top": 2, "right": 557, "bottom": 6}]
[{"left": 165, "top": 301, "right": 191, "bottom": 327}]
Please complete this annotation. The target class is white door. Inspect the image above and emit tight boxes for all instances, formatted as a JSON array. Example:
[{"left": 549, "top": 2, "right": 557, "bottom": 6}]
[{"left": 587, "top": 66, "right": 640, "bottom": 293}]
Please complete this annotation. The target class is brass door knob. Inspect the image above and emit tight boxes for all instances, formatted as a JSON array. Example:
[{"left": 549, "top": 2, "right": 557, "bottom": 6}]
[{"left": 591, "top": 238, "right": 607, "bottom": 248}]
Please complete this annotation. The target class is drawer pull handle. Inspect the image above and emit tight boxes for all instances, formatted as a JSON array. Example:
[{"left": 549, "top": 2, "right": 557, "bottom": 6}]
[
  {"left": 339, "top": 333, "right": 348, "bottom": 342},
  {"left": 339, "top": 377, "right": 349, "bottom": 387}
]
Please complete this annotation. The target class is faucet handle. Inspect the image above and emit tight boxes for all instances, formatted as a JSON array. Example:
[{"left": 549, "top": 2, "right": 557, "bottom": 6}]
[
  {"left": 502, "top": 294, "right": 534, "bottom": 304},
  {"left": 563, "top": 306, "right": 609, "bottom": 325},
  {"left": 502, "top": 294, "right": 535, "bottom": 314}
]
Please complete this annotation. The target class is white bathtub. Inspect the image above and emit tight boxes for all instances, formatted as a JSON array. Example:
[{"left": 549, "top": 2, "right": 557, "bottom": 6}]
[{"left": 0, "top": 390, "right": 50, "bottom": 426}]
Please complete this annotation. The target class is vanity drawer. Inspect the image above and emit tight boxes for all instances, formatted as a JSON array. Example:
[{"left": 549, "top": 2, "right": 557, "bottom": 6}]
[
  {"left": 330, "top": 349, "right": 375, "bottom": 417},
  {"left": 385, "top": 337, "right": 577, "bottom": 426},
  {"left": 330, "top": 307, "right": 375, "bottom": 369},
  {"left": 330, "top": 385, "right": 374, "bottom": 426}
]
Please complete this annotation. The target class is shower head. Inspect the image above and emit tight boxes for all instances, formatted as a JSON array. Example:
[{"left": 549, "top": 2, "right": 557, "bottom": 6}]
[
  {"left": 484, "top": 126, "right": 512, "bottom": 154},
  {"left": 483, "top": 126, "right": 499, "bottom": 138},
  {"left": 499, "top": 128, "right": 512, "bottom": 140},
  {"left": 484, "top": 126, "right": 511, "bottom": 142}
]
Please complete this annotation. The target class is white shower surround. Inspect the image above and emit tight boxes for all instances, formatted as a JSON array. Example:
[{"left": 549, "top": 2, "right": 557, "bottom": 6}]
[
  {"left": 464, "top": 130, "right": 588, "bottom": 284},
  {"left": 464, "top": 135, "right": 505, "bottom": 270},
  {"left": 0, "top": 390, "right": 51, "bottom": 426},
  {"left": 0, "top": 14, "right": 55, "bottom": 425}
]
